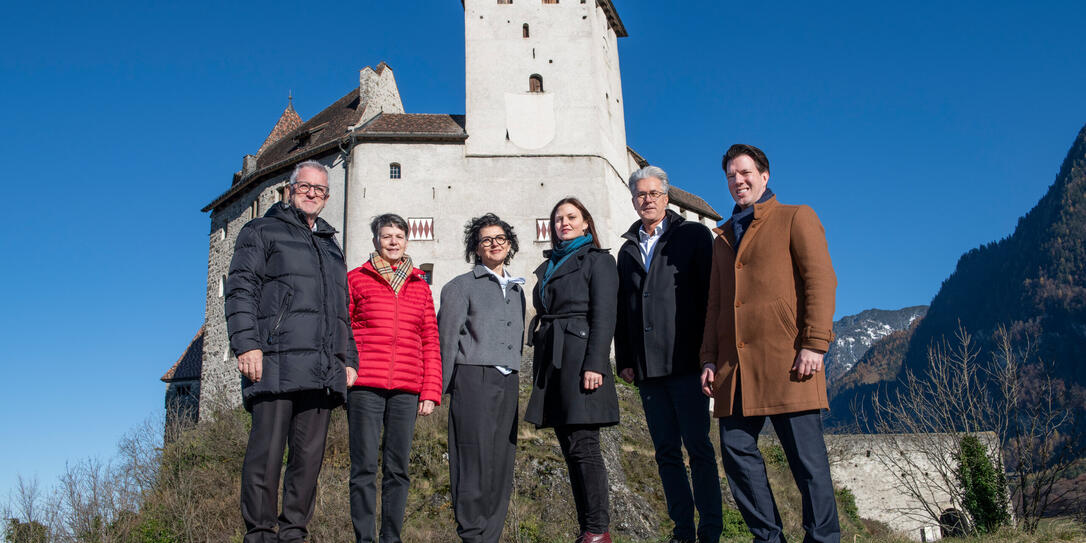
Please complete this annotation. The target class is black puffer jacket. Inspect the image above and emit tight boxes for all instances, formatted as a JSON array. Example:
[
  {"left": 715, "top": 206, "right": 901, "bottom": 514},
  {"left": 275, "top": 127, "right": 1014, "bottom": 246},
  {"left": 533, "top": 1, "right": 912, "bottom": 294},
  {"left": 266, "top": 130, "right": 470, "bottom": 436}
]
[{"left": 225, "top": 203, "right": 358, "bottom": 409}]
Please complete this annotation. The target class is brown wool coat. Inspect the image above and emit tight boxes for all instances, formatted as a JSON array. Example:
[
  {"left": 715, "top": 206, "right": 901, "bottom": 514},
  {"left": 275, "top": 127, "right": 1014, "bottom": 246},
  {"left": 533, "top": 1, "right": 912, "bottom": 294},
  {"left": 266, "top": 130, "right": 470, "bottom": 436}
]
[{"left": 700, "top": 196, "right": 837, "bottom": 417}]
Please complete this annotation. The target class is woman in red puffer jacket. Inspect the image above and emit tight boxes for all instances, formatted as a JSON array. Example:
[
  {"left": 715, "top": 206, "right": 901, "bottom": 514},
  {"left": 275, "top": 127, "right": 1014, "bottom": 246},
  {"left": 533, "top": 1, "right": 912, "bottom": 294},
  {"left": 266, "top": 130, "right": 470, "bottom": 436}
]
[{"left": 345, "top": 213, "right": 441, "bottom": 543}]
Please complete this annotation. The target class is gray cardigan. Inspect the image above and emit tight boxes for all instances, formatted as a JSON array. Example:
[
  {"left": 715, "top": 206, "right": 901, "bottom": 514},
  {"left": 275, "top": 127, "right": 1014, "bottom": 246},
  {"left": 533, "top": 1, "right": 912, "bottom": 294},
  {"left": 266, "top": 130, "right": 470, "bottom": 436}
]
[{"left": 437, "top": 265, "right": 527, "bottom": 394}]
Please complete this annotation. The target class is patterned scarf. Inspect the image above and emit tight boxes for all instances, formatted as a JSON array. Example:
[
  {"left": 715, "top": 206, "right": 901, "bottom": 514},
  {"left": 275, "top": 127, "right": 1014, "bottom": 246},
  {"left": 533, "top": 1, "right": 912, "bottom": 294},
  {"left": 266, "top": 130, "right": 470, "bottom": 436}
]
[{"left": 370, "top": 252, "right": 414, "bottom": 294}]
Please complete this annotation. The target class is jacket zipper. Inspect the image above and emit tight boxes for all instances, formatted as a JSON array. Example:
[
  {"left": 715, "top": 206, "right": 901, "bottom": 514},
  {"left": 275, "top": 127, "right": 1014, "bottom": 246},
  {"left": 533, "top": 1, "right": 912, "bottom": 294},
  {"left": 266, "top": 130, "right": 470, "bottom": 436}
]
[
  {"left": 389, "top": 280, "right": 399, "bottom": 389},
  {"left": 272, "top": 290, "right": 293, "bottom": 335}
]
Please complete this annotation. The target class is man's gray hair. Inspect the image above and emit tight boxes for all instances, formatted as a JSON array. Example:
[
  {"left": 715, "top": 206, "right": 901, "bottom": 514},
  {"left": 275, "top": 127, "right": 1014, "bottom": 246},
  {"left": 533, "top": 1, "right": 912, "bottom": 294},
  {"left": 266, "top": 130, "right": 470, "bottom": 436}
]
[
  {"left": 289, "top": 160, "right": 330, "bottom": 185},
  {"left": 628, "top": 165, "right": 670, "bottom": 196}
]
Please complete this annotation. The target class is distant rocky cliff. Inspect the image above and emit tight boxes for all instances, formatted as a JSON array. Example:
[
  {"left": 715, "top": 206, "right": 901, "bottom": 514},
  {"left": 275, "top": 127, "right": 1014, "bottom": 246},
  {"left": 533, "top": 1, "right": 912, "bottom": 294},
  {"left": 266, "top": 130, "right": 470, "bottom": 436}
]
[{"left": 824, "top": 306, "right": 927, "bottom": 384}]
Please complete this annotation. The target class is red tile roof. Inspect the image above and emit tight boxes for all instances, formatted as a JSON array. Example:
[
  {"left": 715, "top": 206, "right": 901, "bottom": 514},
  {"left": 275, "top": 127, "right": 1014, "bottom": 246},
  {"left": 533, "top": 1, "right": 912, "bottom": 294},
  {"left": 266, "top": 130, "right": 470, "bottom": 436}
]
[
  {"left": 162, "top": 326, "right": 204, "bottom": 382},
  {"left": 257, "top": 103, "right": 303, "bottom": 156},
  {"left": 355, "top": 113, "right": 467, "bottom": 140},
  {"left": 669, "top": 185, "right": 722, "bottom": 221},
  {"left": 203, "top": 88, "right": 365, "bottom": 212}
]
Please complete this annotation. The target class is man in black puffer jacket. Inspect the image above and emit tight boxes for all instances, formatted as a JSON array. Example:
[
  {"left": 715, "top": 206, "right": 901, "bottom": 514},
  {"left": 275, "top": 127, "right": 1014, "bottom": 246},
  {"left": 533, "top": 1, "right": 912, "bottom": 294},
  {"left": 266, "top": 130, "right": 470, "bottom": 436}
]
[{"left": 225, "top": 160, "right": 358, "bottom": 543}]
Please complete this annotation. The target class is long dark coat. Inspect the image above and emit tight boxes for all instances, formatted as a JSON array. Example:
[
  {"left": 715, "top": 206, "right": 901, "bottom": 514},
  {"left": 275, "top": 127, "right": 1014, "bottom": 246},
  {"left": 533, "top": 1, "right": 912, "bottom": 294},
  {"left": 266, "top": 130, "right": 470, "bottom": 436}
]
[
  {"left": 524, "top": 245, "right": 620, "bottom": 428},
  {"left": 225, "top": 203, "right": 358, "bottom": 410},
  {"left": 615, "top": 210, "right": 714, "bottom": 381}
]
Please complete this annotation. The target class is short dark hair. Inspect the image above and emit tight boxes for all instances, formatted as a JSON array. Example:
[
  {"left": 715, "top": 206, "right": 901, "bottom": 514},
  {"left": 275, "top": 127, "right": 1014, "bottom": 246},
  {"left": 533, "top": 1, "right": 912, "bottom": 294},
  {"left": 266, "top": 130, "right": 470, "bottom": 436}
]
[
  {"left": 463, "top": 213, "right": 519, "bottom": 265},
  {"left": 722, "top": 144, "right": 770, "bottom": 175},
  {"left": 549, "top": 197, "right": 602, "bottom": 250},
  {"left": 370, "top": 213, "right": 409, "bottom": 238}
]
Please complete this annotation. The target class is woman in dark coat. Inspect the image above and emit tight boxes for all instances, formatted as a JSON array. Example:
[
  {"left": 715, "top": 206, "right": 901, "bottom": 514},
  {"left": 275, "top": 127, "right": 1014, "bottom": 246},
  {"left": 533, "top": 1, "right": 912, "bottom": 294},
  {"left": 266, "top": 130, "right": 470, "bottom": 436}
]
[{"left": 525, "top": 197, "right": 619, "bottom": 543}]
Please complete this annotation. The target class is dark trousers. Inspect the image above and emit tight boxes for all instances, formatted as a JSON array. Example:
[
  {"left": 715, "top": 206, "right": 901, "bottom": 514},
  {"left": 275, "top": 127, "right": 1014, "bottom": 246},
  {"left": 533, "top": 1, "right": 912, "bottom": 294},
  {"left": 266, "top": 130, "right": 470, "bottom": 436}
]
[
  {"left": 241, "top": 390, "right": 334, "bottom": 543},
  {"left": 719, "top": 400, "right": 840, "bottom": 543},
  {"left": 639, "top": 373, "right": 723, "bottom": 542},
  {"left": 347, "top": 387, "right": 419, "bottom": 543},
  {"left": 555, "top": 425, "right": 610, "bottom": 534},
  {"left": 448, "top": 365, "right": 519, "bottom": 543}
]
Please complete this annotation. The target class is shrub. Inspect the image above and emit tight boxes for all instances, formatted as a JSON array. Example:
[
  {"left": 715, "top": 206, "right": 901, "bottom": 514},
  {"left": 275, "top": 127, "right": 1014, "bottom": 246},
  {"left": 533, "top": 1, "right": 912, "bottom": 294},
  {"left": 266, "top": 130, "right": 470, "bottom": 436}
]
[
  {"left": 721, "top": 508, "right": 749, "bottom": 538},
  {"left": 957, "top": 434, "right": 1011, "bottom": 533},
  {"left": 835, "top": 487, "right": 861, "bottom": 525}
]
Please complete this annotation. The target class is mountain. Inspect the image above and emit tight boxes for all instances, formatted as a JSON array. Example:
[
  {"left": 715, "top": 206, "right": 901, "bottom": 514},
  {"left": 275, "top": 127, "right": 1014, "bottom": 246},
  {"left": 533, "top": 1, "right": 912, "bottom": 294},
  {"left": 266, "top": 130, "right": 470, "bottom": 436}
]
[
  {"left": 824, "top": 306, "right": 927, "bottom": 383},
  {"left": 900, "top": 124, "right": 1086, "bottom": 389},
  {"left": 825, "top": 318, "right": 920, "bottom": 427},
  {"left": 828, "top": 123, "right": 1086, "bottom": 428}
]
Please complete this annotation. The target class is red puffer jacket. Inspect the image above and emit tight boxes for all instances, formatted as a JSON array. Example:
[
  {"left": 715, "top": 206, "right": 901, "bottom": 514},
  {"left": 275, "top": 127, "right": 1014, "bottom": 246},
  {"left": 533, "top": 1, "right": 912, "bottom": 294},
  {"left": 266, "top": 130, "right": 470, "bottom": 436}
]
[{"left": 347, "top": 261, "right": 442, "bottom": 404}]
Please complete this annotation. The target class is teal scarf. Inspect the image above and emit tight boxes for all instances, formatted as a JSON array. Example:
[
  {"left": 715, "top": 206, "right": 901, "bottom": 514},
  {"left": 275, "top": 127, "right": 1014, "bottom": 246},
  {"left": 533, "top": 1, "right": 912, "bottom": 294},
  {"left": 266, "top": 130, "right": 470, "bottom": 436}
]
[{"left": 540, "top": 234, "right": 593, "bottom": 311}]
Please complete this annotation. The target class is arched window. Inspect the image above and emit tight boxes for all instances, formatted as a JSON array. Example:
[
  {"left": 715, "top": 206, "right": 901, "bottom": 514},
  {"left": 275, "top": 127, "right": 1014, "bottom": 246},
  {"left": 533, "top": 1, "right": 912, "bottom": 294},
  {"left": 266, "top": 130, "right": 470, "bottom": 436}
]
[
  {"left": 390, "top": 162, "right": 401, "bottom": 179},
  {"left": 529, "top": 74, "right": 543, "bottom": 93},
  {"left": 523, "top": 23, "right": 530, "bottom": 38}
]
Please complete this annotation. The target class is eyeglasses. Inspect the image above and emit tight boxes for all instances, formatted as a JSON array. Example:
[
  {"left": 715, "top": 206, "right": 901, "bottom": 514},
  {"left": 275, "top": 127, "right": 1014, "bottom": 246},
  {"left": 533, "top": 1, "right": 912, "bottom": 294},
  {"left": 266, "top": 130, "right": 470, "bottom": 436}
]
[
  {"left": 480, "top": 235, "right": 510, "bottom": 248},
  {"left": 293, "top": 182, "right": 329, "bottom": 198},
  {"left": 634, "top": 190, "right": 666, "bottom": 202}
]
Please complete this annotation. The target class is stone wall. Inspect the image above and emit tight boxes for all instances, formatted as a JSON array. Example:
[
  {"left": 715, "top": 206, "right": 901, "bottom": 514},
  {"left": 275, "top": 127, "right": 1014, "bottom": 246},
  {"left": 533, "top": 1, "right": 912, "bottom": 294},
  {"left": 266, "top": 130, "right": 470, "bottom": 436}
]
[{"left": 824, "top": 432, "right": 1002, "bottom": 541}]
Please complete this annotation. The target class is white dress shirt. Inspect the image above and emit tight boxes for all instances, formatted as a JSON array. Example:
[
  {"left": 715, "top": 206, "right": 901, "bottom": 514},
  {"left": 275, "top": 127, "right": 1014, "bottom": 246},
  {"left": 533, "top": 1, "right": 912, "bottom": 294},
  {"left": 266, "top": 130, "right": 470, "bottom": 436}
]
[{"left": 638, "top": 217, "right": 669, "bottom": 270}]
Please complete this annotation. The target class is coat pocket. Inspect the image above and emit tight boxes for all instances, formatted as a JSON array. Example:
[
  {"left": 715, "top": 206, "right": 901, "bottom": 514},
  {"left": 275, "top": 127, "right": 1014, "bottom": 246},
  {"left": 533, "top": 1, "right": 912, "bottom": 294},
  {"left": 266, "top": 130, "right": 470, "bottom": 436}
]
[
  {"left": 561, "top": 322, "right": 591, "bottom": 369},
  {"left": 269, "top": 288, "right": 295, "bottom": 343},
  {"left": 772, "top": 297, "right": 799, "bottom": 337}
]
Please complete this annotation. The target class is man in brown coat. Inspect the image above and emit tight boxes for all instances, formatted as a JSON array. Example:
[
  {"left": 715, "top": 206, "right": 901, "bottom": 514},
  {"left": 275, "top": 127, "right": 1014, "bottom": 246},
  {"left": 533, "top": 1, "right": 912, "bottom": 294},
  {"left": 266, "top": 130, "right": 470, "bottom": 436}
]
[{"left": 700, "top": 144, "right": 840, "bottom": 543}]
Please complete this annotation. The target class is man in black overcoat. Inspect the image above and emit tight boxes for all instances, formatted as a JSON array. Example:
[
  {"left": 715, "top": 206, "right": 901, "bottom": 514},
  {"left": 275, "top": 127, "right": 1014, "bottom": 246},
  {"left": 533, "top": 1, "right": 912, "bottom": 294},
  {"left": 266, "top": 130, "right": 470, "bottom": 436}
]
[{"left": 615, "top": 166, "right": 722, "bottom": 543}]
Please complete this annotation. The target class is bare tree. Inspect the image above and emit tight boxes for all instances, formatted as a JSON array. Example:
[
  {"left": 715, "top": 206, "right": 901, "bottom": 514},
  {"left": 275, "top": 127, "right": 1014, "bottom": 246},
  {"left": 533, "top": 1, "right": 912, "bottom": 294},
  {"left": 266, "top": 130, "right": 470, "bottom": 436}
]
[
  {"left": 3, "top": 475, "right": 54, "bottom": 543},
  {"left": 862, "top": 325, "right": 1085, "bottom": 533},
  {"left": 992, "top": 331, "right": 1086, "bottom": 532}
]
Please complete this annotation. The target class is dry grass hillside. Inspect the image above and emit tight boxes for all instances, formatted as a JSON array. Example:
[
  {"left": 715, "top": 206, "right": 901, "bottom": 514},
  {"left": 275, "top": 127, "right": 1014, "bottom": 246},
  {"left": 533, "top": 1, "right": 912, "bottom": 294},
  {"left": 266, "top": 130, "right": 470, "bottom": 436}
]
[{"left": 29, "top": 351, "right": 1084, "bottom": 542}]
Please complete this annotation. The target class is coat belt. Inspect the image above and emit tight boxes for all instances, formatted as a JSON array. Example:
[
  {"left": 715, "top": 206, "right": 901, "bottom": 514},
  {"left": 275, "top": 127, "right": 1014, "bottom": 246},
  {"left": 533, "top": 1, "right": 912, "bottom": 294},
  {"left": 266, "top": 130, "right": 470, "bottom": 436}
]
[{"left": 527, "top": 312, "right": 587, "bottom": 370}]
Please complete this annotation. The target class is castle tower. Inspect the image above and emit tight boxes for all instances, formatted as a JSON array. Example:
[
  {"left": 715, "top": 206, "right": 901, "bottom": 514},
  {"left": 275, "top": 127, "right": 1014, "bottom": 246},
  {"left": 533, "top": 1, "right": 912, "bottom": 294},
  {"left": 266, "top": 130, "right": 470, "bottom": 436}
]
[{"left": 463, "top": 0, "right": 629, "bottom": 175}]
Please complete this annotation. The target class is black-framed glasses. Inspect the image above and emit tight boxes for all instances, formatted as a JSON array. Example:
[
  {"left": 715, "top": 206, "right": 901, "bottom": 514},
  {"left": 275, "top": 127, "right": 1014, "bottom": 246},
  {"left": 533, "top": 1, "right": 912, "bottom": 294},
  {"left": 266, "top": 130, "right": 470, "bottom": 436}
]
[
  {"left": 480, "top": 235, "right": 509, "bottom": 247},
  {"left": 634, "top": 190, "right": 666, "bottom": 202},
  {"left": 293, "top": 182, "right": 329, "bottom": 198}
]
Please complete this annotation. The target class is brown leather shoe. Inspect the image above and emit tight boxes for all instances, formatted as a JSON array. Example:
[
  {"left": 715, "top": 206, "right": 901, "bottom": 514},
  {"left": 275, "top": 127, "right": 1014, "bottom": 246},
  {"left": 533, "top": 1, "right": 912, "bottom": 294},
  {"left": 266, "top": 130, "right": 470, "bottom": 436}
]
[{"left": 581, "top": 532, "right": 612, "bottom": 543}]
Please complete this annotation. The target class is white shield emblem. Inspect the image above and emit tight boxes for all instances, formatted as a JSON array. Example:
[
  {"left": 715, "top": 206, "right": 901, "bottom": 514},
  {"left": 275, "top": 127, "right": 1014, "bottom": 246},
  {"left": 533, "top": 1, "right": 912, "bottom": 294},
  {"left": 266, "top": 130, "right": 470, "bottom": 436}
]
[{"left": 504, "top": 92, "right": 556, "bottom": 150}]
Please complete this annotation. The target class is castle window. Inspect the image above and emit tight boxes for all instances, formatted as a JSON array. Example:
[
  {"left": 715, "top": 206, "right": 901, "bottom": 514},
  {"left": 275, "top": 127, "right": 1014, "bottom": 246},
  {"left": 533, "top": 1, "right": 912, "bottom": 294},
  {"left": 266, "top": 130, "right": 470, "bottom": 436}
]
[
  {"left": 219, "top": 226, "right": 227, "bottom": 241},
  {"left": 523, "top": 23, "right": 530, "bottom": 38},
  {"left": 536, "top": 218, "right": 551, "bottom": 242},
  {"left": 219, "top": 275, "right": 226, "bottom": 297},
  {"left": 390, "top": 162, "right": 401, "bottom": 179},
  {"left": 278, "top": 185, "right": 290, "bottom": 203},
  {"left": 408, "top": 217, "right": 434, "bottom": 241},
  {"left": 419, "top": 263, "right": 434, "bottom": 285},
  {"left": 529, "top": 74, "right": 543, "bottom": 93},
  {"left": 249, "top": 200, "right": 259, "bottom": 219}
]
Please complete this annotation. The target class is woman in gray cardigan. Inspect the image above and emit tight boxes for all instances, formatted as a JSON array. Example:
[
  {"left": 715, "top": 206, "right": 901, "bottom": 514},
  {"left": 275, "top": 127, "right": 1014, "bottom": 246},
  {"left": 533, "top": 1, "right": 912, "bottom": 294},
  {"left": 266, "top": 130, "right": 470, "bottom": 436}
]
[{"left": 437, "top": 213, "right": 526, "bottom": 543}]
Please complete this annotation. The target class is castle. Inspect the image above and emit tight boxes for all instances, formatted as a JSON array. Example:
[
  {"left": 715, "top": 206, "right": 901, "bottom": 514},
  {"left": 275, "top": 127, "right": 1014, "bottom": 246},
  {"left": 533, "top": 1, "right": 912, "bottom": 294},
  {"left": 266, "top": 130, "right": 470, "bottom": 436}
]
[{"left": 161, "top": 0, "right": 721, "bottom": 423}]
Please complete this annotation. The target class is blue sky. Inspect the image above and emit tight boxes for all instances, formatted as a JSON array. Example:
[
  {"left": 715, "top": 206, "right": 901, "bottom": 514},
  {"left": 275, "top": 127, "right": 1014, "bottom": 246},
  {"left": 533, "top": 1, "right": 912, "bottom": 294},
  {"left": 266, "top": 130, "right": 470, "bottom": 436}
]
[{"left": 1, "top": 0, "right": 1084, "bottom": 498}]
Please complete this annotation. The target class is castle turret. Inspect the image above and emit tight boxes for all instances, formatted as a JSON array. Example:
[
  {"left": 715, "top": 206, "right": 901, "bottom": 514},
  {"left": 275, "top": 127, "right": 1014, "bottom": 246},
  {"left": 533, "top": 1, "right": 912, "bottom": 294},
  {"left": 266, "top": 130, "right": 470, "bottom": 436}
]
[{"left": 463, "top": 0, "right": 629, "bottom": 176}]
